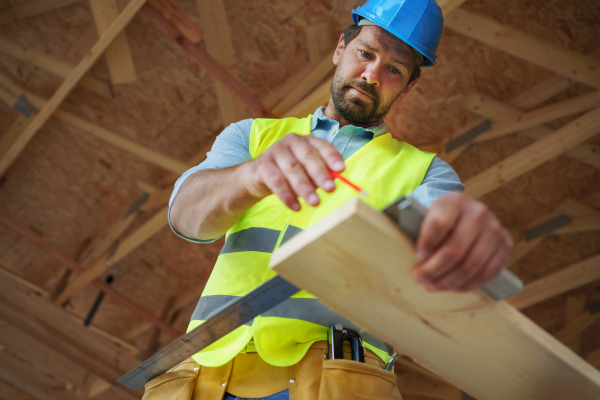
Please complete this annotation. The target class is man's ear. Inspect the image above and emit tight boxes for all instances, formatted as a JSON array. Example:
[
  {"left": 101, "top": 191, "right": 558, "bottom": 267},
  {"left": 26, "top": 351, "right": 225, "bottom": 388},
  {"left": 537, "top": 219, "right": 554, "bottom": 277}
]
[
  {"left": 396, "top": 77, "right": 420, "bottom": 103},
  {"left": 333, "top": 34, "right": 345, "bottom": 65}
]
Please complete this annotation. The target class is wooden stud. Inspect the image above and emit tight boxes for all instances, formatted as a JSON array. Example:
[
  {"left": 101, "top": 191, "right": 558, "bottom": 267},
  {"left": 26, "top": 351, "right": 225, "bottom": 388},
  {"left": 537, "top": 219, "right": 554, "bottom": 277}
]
[
  {"left": 555, "top": 312, "right": 600, "bottom": 343},
  {"left": 284, "top": 79, "right": 331, "bottom": 118},
  {"left": 564, "top": 295, "right": 587, "bottom": 353},
  {"left": 89, "top": 0, "right": 138, "bottom": 84},
  {"left": 445, "top": 9, "right": 600, "bottom": 89},
  {"left": 436, "top": 0, "right": 468, "bottom": 16},
  {"left": 510, "top": 74, "right": 575, "bottom": 111},
  {"left": 0, "top": 0, "right": 83, "bottom": 25},
  {"left": 463, "top": 106, "right": 600, "bottom": 198},
  {"left": 0, "top": 36, "right": 112, "bottom": 97},
  {"left": 0, "top": 0, "right": 148, "bottom": 177},
  {"left": 507, "top": 254, "right": 600, "bottom": 310},
  {"left": 587, "top": 348, "right": 600, "bottom": 369},
  {"left": 270, "top": 198, "right": 600, "bottom": 399},
  {"left": 148, "top": 0, "right": 203, "bottom": 43},
  {"left": 195, "top": 0, "right": 247, "bottom": 126},
  {"left": 555, "top": 216, "right": 600, "bottom": 235}
]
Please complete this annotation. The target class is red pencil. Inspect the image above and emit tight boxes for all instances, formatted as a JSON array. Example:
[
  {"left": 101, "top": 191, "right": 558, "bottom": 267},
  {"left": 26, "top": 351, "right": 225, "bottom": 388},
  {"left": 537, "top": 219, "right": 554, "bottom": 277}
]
[{"left": 328, "top": 169, "right": 368, "bottom": 196}]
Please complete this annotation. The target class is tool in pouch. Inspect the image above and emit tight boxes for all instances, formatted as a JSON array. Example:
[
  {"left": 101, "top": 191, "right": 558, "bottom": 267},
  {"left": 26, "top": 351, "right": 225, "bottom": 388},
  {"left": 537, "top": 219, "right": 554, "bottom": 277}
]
[{"left": 118, "top": 197, "right": 524, "bottom": 390}]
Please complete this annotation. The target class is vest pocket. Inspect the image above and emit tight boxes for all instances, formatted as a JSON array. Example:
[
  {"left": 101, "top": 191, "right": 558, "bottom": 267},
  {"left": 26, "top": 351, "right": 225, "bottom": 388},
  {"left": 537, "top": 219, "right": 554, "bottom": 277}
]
[
  {"left": 318, "top": 359, "right": 402, "bottom": 400},
  {"left": 142, "top": 359, "right": 199, "bottom": 400}
]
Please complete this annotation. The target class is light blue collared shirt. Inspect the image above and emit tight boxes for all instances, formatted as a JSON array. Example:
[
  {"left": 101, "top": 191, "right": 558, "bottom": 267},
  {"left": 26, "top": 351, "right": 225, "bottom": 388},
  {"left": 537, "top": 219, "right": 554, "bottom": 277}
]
[{"left": 169, "top": 107, "right": 464, "bottom": 242}]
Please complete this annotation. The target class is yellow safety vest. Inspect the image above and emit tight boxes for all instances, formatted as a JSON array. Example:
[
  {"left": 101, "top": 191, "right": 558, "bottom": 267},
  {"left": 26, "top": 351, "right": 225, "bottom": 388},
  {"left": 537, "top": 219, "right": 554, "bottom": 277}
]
[{"left": 187, "top": 115, "right": 435, "bottom": 368}]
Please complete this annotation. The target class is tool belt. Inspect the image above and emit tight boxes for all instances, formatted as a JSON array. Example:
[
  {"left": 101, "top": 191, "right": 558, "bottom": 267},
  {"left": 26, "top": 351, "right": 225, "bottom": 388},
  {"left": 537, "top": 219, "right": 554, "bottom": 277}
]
[{"left": 142, "top": 341, "right": 402, "bottom": 400}]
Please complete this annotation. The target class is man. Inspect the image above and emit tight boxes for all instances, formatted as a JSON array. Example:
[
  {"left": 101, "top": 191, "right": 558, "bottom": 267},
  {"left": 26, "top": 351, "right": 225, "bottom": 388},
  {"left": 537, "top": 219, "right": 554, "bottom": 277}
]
[{"left": 156, "top": 0, "right": 514, "bottom": 399}]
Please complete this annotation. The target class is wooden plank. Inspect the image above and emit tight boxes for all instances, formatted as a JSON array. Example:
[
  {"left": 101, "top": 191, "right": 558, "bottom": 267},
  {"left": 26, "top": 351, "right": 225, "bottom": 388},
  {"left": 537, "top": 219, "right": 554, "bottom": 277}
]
[
  {"left": 507, "top": 254, "right": 600, "bottom": 310},
  {"left": 0, "top": 35, "right": 112, "bottom": 97},
  {"left": 445, "top": 9, "right": 600, "bottom": 89},
  {"left": 473, "top": 91, "right": 600, "bottom": 143},
  {"left": 555, "top": 216, "right": 600, "bottom": 235},
  {"left": 555, "top": 312, "right": 600, "bottom": 343},
  {"left": 54, "top": 206, "right": 169, "bottom": 305},
  {"left": 270, "top": 198, "right": 600, "bottom": 399},
  {"left": 463, "top": 106, "right": 600, "bottom": 198},
  {"left": 0, "top": 0, "right": 83, "bottom": 25},
  {"left": 139, "top": 187, "right": 170, "bottom": 211},
  {"left": 284, "top": 79, "right": 330, "bottom": 118},
  {"left": 89, "top": 0, "right": 138, "bottom": 84},
  {"left": 0, "top": 80, "right": 188, "bottom": 174},
  {"left": 588, "top": 348, "right": 600, "bottom": 369},
  {"left": 195, "top": 0, "right": 247, "bottom": 126},
  {"left": 0, "top": 263, "right": 48, "bottom": 298},
  {"left": 510, "top": 74, "right": 575, "bottom": 111},
  {"left": 464, "top": 92, "right": 600, "bottom": 171},
  {"left": 0, "top": 0, "right": 148, "bottom": 177},
  {"left": 144, "top": 3, "right": 272, "bottom": 119},
  {"left": 435, "top": 0, "right": 468, "bottom": 16},
  {"left": 564, "top": 295, "right": 586, "bottom": 353},
  {"left": 148, "top": 0, "right": 203, "bottom": 43},
  {"left": 0, "top": 114, "right": 34, "bottom": 162}
]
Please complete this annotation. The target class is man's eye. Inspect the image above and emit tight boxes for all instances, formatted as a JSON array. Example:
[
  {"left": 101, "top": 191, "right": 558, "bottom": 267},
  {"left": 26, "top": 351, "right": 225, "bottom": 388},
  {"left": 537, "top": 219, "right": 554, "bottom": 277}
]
[
  {"left": 390, "top": 67, "right": 401, "bottom": 75},
  {"left": 360, "top": 50, "right": 371, "bottom": 58}
]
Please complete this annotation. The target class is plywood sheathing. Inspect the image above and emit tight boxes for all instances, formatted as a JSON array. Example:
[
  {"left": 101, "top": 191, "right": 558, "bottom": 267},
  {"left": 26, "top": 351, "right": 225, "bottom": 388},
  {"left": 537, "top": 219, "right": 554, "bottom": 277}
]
[{"left": 0, "top": 0, "right": 598, "bottom": 365}]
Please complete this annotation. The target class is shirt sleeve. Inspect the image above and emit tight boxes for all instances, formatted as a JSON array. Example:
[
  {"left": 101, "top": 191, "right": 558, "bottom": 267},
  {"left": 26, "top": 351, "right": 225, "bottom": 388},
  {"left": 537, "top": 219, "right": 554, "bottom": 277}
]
[
  {"left": 409, "top": 156, "right": 465, "bottom": 208},
  {"left": 168, "top": 119, "right": 254, "bottom": 243}
]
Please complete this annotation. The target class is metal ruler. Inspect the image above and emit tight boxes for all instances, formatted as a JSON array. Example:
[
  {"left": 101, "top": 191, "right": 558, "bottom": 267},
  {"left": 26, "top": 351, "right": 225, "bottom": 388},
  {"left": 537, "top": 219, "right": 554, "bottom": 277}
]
[
  {"left": 118, "top": 197, "right": 523, "bottom": 390},
  {"left": 117, "top": 277, "right": 299, "bottom": 390}
]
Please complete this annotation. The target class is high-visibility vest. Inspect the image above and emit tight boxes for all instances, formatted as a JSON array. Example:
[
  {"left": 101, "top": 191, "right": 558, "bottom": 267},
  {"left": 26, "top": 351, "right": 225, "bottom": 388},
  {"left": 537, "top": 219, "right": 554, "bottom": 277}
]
[{"left": 187, "top": 115, "right": 436, "bottom": 367}]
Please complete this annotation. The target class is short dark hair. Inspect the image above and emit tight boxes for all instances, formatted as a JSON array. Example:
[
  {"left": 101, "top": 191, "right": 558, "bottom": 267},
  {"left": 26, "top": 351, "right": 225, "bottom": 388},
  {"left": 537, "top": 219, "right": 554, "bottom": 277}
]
[{"left": 341, "top": 25, "right": 422, "bottom": 85}]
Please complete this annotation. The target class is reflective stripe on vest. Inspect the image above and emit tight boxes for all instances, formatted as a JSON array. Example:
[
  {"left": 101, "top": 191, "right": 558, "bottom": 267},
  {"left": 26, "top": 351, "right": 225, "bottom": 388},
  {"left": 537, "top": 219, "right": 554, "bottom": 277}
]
[{"left": 188, "top": 115, "right": 436, "bottom": 368}]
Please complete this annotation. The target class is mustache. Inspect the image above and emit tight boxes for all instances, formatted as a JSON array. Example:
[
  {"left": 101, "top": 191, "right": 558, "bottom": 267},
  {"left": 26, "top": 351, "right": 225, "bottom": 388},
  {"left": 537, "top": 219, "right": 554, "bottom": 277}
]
[{"left": 342, "top": 81, "right": 378, "bottom": 100}]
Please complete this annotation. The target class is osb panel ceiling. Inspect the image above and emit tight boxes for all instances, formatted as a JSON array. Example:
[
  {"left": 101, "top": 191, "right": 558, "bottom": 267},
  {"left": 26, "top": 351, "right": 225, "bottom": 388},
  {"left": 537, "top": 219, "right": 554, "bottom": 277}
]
[{"left": 0, "top": 0, "right": 598, "bottom": 379}]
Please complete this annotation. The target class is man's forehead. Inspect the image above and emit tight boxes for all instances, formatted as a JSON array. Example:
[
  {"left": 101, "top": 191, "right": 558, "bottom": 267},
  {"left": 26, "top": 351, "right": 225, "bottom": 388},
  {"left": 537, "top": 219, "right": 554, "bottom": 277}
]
[{"left": 354, "top": 25, "right": 414, "bottom": 61}]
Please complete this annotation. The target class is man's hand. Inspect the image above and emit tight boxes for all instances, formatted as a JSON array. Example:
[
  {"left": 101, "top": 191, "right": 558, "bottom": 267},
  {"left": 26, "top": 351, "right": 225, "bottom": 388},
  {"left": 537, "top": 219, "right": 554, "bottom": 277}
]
[
  {"left": 411, "top": 193, "right": 514, "bottom": 292},
  {"left": 239, "top": 134, "right": 346, "bottom": 211}
]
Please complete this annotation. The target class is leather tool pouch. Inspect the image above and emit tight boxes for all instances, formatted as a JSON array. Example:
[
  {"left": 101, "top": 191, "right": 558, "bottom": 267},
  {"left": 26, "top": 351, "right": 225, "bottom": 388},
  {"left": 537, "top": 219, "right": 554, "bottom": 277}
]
[
  {"left": 317, "top": 359, "right": 402, "bottom": 400},
  {"left": 142, "top": 358, "right": 200, "bottom": 400}
]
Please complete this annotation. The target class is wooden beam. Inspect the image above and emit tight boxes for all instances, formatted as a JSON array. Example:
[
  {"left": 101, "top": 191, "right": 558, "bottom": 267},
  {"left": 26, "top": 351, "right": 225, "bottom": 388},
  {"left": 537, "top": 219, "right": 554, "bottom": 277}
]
[
  {"left": 564, "top": 294, "right": 587, "bottom": 353},
  {"left": 148, "top": 0, "right": 203, "bottom": 43},
  {"left": 510, "top": 74, "right": 575, "bottom": 111},
  {"left": 445, "top": 9, "right": 600, "bottom": 89},
  {"left": 143, "top": 296, "right": 175, "bottom": 360},
  {"left": 284, "top": 78, "right": 330, "bottom": 118},
  {"left": 0, "top": 263, "right": 48, "bottom": 298},
  {"left": 554, "top": 216, "right": 600, "bottom": 235},
  {"left": 0, "top": 36, "right": 112, "bottom": 97},
  {"left": 89, "top": 0, "right": 138, "bottom": 84},
  {"left": 0, "top": 209, "right": 180, "bottom": 337},
  {"left": 463, "top": 106, "right": 600, "bottom": 198},
  {"left": 507, "top": 254, "right": 600, "bottom": 310},
  {"left": 0, "top": 0, "right": 83, "bottom": 25},
  {"left": 587, "top": 348, "right": 600, "bottom": 369},
  {"left": 195, "top": 0, "right": 248, "bottom": 126},
  {"left": 0, "top": 114, "right": 34, "bottom": 164},
  {"left": 436, "top": 0, "right": 468, "bottom": 16},
  {"left": 0, "top": 279, "right": 143, "bottom": 399},
  {"left": 555, "top": 312, "right": 600, "bottom": 343},
  {"left": 143, "top": 3, "right": 272, "bottom": 119},
  {"left": 473, "top": 91, "right": 600, "bottom": 143},
  {"left": 0, "top": 79, "right": 188, "bottom": 174},
  {"left": 54, "top": 206, "right": 169, "bottom": 305},
  {"left": 0, "top": 0, "right": 148, "bottom": 177},
  {"left": 270, "top": 198, "right": 600, "bottom": 399}
]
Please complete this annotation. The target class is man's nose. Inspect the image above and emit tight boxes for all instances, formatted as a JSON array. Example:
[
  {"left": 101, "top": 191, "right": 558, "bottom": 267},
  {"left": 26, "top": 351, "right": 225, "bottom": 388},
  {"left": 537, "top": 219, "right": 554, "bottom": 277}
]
[{"left": 361, "top": 62, "right": 381, "bottom": 86}]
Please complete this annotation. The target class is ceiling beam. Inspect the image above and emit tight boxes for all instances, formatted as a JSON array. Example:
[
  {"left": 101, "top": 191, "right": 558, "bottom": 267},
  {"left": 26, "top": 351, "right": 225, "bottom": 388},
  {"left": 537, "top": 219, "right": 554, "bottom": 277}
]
[
  {"left": 588, "top": 348, "right": 600, "bottom": 370},
  {"left": 0, "top": 0, "right": 148, "bottom": 177},
  {"left": 463, "top": 105, "right": 600, "bottom": 198},
  {"left": 149, "top": 0, "right": 203, "bottom": 43},
  {"left": 0, "top": 35, "right": 112, "bottom": 98},
  {"left": 0, "top": 0, "right": 83, "bottom": 26},
  {"left": 89, "top": 0, "right": 138, "bottom": 84},
  {"left": 445, "top": 8, "right": 600, "bottom": 89},
  {"left": 555, "top": 312, "right": 600, "bottom": 343},
  {"left": 507, "top": 253, "right": 600, "bottom": 310},
  {"left": 564, "top": 294, "right": 587, "bottom": 353}
]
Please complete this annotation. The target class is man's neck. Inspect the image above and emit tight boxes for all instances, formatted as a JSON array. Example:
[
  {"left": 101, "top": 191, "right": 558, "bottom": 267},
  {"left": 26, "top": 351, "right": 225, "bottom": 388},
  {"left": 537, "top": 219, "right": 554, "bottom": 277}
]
[{"left": 323, "top": 100, "right": 383, "bottom": 129}]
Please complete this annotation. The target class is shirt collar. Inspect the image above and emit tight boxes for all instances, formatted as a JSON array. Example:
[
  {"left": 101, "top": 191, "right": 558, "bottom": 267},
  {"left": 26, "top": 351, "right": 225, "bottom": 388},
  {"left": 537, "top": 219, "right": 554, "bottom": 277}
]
[{"left": 311, "top": 107, "right": 388, "bottom": 137}]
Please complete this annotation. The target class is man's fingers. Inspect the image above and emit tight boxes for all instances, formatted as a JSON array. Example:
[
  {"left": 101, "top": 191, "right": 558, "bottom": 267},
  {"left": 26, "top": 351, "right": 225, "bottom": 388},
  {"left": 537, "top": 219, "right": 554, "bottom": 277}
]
[
  {"left": 307, "top": 135, "right": 345, "bottom": 172},
  {"left": 415, "top": 197, "right": 461, "bottom": 261},
  {"left": 457, "top": 246, "right": 510, "bottom": 292},
  {"left": 260, "top": 160, "right": 300, "bottom": 211},
  {"left": 272, "top": 147, "right": 320, "bottom": 206},
  {"left": 290, "top": 137, "right": 336, "bottom": 193}
]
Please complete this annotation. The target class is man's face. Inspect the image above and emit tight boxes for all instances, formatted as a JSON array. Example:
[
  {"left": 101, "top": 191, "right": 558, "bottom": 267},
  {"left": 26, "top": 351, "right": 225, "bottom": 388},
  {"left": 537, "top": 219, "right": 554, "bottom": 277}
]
[{"left": 330, "top": 26, "right": 418, "bottom": 126}]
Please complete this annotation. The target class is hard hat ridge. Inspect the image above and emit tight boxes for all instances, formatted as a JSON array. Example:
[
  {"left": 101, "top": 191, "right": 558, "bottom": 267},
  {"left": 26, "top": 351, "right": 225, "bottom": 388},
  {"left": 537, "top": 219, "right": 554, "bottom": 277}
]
[{"left": 351, "top": 0, "right": 443, "bottom": 67}]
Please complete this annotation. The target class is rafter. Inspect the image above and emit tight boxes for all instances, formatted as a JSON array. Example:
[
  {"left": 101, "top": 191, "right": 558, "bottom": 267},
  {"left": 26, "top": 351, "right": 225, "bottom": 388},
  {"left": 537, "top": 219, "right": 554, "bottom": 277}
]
[
  {"left": 0, "top": 35, "right": 112, "bottom": 97},
  {"left": 463, "top": 106, "right": 600, "bottom": 198},
  {"left": 564, "top": 294, "right": 587, "bottom": 353},
  {"left": 0, "top": 0, "right": 83, "bottom": 26},
  {"left": 507, "top": 253, "right": 600, "bottom": 310},
  {"left": 555, "top": 312, "right": 600, "bottom": 343},
  {"left": 89, "top": 0, "right": 138, "bottom": 84},
  {"left": 445, "top": 9, "right": 600, "bottom": 89},
  {"left": 0, "top": 0, "right": 148, "bottom": 177}
]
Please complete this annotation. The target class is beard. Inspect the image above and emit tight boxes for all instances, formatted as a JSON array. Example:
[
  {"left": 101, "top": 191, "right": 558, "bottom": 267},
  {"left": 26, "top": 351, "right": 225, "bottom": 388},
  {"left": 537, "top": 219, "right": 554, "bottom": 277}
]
[{"left": 330, "top": 66, "right": 399, "bottom": 126}]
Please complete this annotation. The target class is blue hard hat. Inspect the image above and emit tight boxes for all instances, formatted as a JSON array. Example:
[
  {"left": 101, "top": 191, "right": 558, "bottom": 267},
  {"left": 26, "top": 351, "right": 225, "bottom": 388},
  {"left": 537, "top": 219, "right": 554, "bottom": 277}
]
[{"left": 351, "top": 0, "right": 443, "bottom": 67}]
